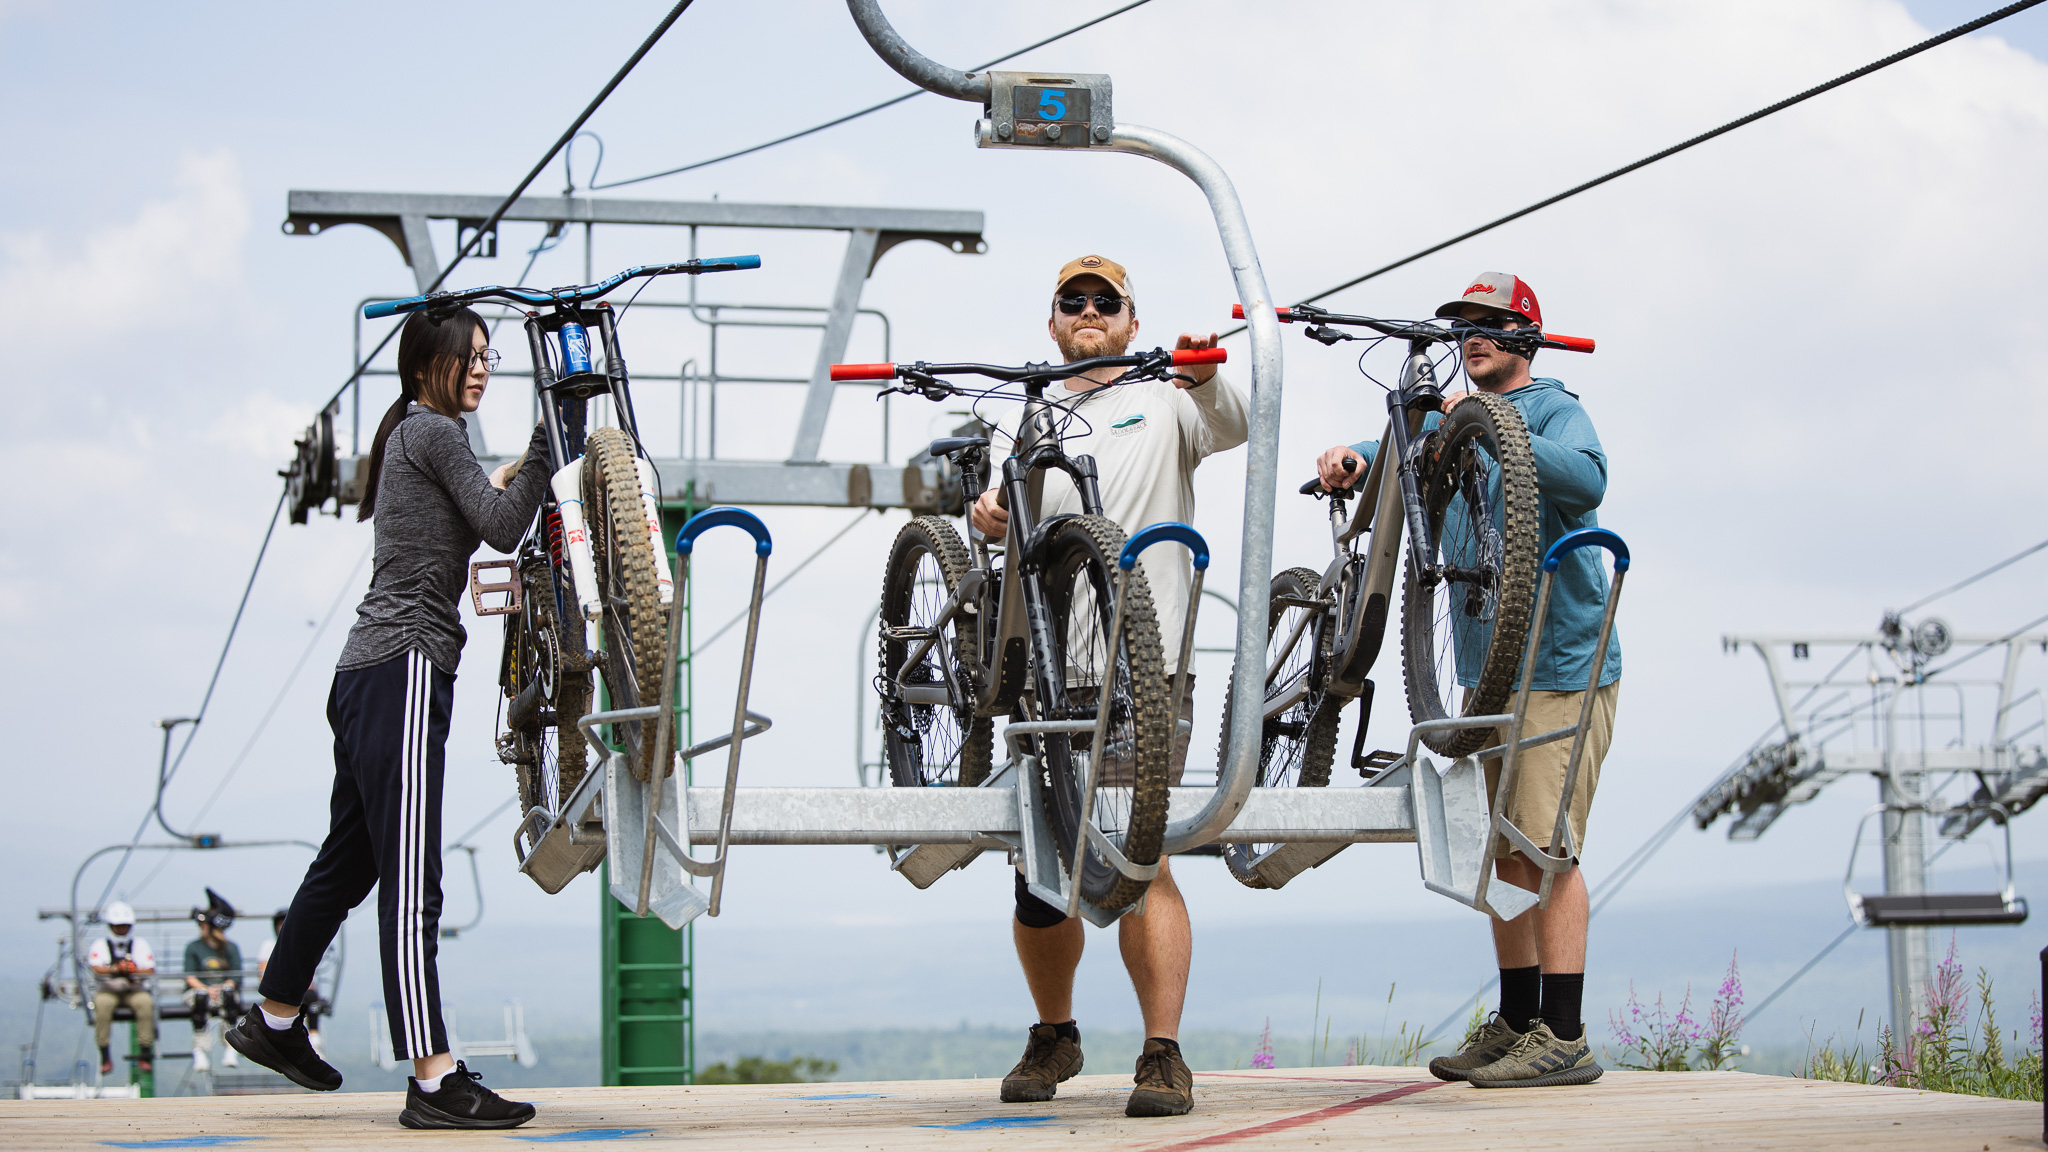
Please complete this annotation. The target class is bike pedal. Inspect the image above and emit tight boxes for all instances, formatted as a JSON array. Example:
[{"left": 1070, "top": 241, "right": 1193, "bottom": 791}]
[
  {"left": 469, "top": 559, "right": 522, "bottom": 616},
  {"left": 1356, "top": 749, "right": 1401, "bottom": 780}
]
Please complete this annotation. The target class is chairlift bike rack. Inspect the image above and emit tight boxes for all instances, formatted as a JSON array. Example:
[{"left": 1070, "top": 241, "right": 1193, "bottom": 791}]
[{"left": 533, "top": 11, "right": 1634, "bottom": 932}]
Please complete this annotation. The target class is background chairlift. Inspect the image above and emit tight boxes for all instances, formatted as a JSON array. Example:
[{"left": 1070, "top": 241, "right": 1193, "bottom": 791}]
[{"left": 1844, "top": 802, "right": 2029, "bottom": 927}]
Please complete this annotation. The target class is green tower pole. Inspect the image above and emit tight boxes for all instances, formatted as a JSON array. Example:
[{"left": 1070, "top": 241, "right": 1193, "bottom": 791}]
[{"left": 598, "top": 497, "right": 698, "bottom": 1086}]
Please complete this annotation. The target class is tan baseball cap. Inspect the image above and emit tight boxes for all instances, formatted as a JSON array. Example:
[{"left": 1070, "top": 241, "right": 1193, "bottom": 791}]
[{"left": 1054, "top": 254, "right": 1134, "bottom": 305}]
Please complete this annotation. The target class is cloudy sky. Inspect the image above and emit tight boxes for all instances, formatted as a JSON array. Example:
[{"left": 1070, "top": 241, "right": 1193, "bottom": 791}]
[{"left": 5, "top": 0, "right": 2046, "bottom": 1057}]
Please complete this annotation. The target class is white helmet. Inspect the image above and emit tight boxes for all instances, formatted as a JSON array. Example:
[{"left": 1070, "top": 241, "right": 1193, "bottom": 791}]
[{"left": 102, "top": 901, "right": 135, "bottom": 928}]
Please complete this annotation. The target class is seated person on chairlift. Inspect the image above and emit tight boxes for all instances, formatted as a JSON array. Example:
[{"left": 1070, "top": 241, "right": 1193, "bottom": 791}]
[
  {"left": 88, "top": 900, "right": 155, "bottom": 1076},
  {"left": 183, "top": 888, "right": 243, "bottom": 1073}
]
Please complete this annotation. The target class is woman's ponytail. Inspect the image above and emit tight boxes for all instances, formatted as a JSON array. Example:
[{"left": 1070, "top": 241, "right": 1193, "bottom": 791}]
[{"left": 357, "top": 306, "right": 486, "bottom": 521}]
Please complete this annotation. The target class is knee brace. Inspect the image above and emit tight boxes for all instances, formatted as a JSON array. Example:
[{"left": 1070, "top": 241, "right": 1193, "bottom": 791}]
[{"left": 1014, "top": 870, "right": 1068, "bottom": 929}]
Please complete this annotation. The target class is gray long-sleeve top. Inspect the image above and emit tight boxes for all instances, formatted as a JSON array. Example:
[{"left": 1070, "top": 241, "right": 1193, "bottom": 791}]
[{"left": 338, "top": 405, "right": 552, "bottom": 674}]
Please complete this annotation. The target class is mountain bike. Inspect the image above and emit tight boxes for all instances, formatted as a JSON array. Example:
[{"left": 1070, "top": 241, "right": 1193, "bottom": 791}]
[
  {"left": 1219, "top": 302, "right": 1594, "bottom": 887},
  {"left": 362, "top": 257, "right": 760, "bottom": 890},
  {"left": 832, "top": 345, "right": 1226, "bottom": 912}
]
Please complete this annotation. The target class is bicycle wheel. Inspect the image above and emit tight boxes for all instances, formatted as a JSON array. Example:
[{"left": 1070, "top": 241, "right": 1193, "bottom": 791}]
[
  {"left": 584, "top": 427, "right": 671, "bottom": 782},
  {"left": 1220, "top": 566, "right": 1343, "bottom": 888},
  {"left": 1400, "top": 391, "right": 1539, "bottom": 757},
  {"left": 876, "top": 516, "right": 992, "bottom": 787},
  {"left": 1037, "top": 515, "right": 1173, "bottom": 914},
  {"left": 501, "top": 555, "right": 592, "bottom": 819}
]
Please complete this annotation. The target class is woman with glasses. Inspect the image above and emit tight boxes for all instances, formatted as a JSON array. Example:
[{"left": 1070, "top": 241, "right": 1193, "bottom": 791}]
[{"left": 227, "top": 307, "right": 546, "bottom": 1130}]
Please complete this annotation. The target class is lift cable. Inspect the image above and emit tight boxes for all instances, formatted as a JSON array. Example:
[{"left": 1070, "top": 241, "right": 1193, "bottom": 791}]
[
  {"left": 1740, "top": 836, "right": 1964, "bottom": 1030},
  {"left": 94, "top": 482, "right": 290, "bottom": 911},
  {"left": 321, "top": 0, "right": 699, "bottom": 415},
  {"left": 585, "top": 0, "right": 1157, "bottom": 191},
  {"left": 1898, "top": 536, "right": 2048, "bottom": 616},
  {"left": 121, "top": 542, "right": 379, "bottom": 902},
  {"left": 1220, "top": 0, "right": 2047, "bottom": 339}
]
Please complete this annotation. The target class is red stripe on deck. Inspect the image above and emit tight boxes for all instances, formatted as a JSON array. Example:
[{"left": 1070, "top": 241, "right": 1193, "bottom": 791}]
[{"left": 1148, "top": 1081, "right": 1443, "bottom": 1151}]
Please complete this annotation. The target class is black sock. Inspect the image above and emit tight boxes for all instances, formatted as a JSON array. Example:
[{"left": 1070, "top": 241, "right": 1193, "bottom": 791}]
[
  {"left": 1498, "top": 965, "right": 1541, "bottom": 1029},
  {"left": 1539, "top": 973, "right": 1585, "bottom": 1041},
  {"left": 1046, "top": 1020, "right": 1080, "bottom": 1043},
  {"left": 1147, "top": 1036, "right": 1181, "bottom": 1057},
  {"left": 99, "top": 1045, "right": 110, "bottom": 1062}
]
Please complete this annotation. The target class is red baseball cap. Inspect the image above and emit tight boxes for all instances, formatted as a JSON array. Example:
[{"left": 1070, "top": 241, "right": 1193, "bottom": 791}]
[{"left": 1436, "top": 272, "right": 1541, "bottom": 327}]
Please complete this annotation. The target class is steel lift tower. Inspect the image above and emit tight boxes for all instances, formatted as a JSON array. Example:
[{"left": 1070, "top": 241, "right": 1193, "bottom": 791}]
[{"left": 1694, "top": 612, "right": 2044, "bottom": 1038}]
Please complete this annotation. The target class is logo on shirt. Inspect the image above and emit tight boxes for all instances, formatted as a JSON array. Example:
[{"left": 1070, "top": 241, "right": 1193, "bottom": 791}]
[{"left": 1110, "top": 413, "right": 1147, "bottom": 437}]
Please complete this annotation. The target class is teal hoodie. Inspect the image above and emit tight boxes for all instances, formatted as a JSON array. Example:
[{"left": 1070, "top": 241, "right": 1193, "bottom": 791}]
[{"left": 1349, "top": 377, "right": 1621, "bottom": 692}]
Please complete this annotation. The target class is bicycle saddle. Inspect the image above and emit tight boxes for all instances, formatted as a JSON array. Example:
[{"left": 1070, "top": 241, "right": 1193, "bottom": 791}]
[{"left": 927, "top": 436, "right": 989, "bottom": 460}]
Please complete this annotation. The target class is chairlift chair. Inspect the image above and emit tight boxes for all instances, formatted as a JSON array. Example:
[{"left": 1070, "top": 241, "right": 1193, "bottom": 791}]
[{"left": 1843, "top": 802, "right": 2028, "bottom": 927}]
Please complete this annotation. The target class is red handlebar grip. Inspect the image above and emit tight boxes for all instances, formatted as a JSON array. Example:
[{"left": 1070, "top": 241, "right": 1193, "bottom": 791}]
[
  {"left": 1171, "top": 348, "right": 1228, "bottom": 366},
  {"left": 1543, "top": 334, "right": 1596, "bottom": 353},
  {"left": 1230, "top": 305, "right": 1296, "bottom": 323},
  {"left": 829, "top": 363, "right": 897, "bottom": 381}
]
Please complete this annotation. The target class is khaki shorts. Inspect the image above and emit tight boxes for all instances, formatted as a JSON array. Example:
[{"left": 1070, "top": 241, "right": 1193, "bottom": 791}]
[
  {"left": 1067, "top": 674, "right": 1196, "bottom": 788},
  {"left": 1478, "top": 679, "right": 1619, "bottom": 861}
]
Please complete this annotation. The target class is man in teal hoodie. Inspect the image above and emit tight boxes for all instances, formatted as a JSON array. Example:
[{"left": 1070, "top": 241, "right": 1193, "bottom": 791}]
[{"left": 1313, "top": 272, "right": 1620, "bottom": 1089}]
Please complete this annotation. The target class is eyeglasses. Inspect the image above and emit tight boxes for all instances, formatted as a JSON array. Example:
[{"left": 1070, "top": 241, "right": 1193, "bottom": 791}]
[
  {"left": 1449, "top": 315, "right": 1526, "bottom": 335},
  {"left": 1055, "top": 292, "right": 1126, "bottom": 316},
  {"left": 471, "top": 348, "right": 502, "bottom": 372}
]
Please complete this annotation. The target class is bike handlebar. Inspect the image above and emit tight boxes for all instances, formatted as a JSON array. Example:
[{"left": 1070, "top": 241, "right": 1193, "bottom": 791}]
[
  {"left": 828, "top": 346, "right": 1227, "bottom": 385},
  {"left": 1230, "top": 303, "right": 1594, "bottom": 353},
  {"left": 362, "top": 256, "right": 762, "bottom": 320}
]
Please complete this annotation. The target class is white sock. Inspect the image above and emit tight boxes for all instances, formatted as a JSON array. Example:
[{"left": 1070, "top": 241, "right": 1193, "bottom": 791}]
[
  {"left": 261, "top": 1007, "right": 297, "bottom": 1031},
  {"left": 415, "top": 1071, "right": 448, "bottom": 1093}
]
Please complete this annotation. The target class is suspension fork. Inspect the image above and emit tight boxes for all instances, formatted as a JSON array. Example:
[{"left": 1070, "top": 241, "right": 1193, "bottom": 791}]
[{"left": 1391, "top": 336, "right": 1445, "bottom": 582}]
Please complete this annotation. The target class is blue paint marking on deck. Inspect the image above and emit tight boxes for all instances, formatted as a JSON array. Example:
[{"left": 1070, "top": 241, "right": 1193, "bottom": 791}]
[
  {"left": 917, "top": 1116, "right": 1057, "bottom": 1131},
  {"left": 100, "top": 1131, "right": 264, "bottom": 1139},
  {"left": 785, "top": 1093, "right": 886, "bottom": 1100},
  {"left": 507, "top": 1129, "right": 656, "bottom": 1143}
]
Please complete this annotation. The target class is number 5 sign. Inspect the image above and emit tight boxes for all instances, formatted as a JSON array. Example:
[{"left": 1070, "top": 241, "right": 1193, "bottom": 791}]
[{"left": 978, "top": 72, "right": 1113, "bottom": 149}]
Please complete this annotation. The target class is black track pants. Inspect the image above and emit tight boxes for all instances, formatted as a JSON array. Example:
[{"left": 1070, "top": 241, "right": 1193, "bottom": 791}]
[{"left": 259, "top": 649, "right": 452, "bottom": 1061}]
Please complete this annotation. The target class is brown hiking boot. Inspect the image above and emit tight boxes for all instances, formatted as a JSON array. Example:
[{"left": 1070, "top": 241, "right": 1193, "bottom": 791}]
[
  {"left": 1000, "top": 1023, "right": 1083, "bottom": 1103},
  {"left": 1126, "top": 1038, "right": 1194, "bottom": 1117}
]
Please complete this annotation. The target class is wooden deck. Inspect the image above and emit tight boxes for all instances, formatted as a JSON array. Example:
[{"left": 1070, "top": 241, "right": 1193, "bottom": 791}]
[{"left": 3, "top": 1065, "right": 2038, "bottom": 1151}]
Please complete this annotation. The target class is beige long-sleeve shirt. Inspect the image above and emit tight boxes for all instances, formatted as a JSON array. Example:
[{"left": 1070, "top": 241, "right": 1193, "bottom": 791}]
[{"left": 999, "top": 372, "right": 1250, "bottom": 675}]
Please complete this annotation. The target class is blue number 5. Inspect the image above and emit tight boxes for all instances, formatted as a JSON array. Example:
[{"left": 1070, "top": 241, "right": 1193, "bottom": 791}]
[{"left": 1038, "top": 89, "right": 1067, "bottom": 120}]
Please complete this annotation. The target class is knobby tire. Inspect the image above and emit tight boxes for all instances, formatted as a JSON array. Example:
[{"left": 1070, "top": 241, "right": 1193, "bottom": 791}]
[{"left": 1399, "top": 391, "right": 1540, "bottom": 757}]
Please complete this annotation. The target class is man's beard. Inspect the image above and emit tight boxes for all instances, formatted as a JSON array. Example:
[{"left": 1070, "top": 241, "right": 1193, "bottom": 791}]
[
  {"left": 1058, "top": 322, "right": 1131, "bottom": 362},
  {"left": 1467, "top": 348, "right": 1524, "bottom": 389}
]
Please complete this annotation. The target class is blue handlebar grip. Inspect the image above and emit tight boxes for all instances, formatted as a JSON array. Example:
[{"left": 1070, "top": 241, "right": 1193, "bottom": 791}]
[
  {"left": 363, "top": 296, "right": 426, "bottom": 319},
  {"left": 702, "top": 255, "right": 761, "bottom": 271},
  {"left": 1543, "top": 526, "right": 1629, "bottom": 572},
  {"left": 1120, "top": 522, "right": 1209, "bottom": 572},
  {"left": 676, "top": 505, "right": 772, "bottom": 557}
]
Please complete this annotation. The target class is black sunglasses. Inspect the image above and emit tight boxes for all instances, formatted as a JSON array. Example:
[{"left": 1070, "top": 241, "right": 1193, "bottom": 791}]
[
  {"left": 1449, "top": 315, "right": 1526, "bottom": 334},
  {"left": 1055, "top": 292, "right": 1126, "bottom": 316}
]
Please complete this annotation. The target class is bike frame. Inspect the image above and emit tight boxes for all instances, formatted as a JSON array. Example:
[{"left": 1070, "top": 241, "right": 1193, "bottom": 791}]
[{"left": 848, "top": 349, "right": 1221, "bottom": 731}]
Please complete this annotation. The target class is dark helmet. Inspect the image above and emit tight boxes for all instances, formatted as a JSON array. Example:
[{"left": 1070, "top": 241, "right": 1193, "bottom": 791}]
[{"left": 194, "top": 887, "right": 237, "bottom": 932}]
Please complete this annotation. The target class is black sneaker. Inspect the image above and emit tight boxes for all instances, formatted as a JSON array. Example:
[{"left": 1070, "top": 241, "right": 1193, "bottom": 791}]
[
  {"left": 223, "top": 1006, "right": 342, "bottom": 1091},
  {"left": 400, "top": 1061, "right": 536, "bottom": 1130}
]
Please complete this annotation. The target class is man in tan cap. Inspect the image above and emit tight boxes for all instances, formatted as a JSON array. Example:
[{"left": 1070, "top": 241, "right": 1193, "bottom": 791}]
[{"left": 971, "top": 254, "right": 1248, "bottom": 1117}]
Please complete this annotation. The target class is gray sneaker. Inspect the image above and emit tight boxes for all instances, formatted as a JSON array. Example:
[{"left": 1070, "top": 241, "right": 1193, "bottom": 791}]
[
  {"left": 1427, "top": 1013, "right": 1524, "bottom": 1082},
  {"left": 1466, "top": 1020, "right": 1603, "bottom": 1088}
]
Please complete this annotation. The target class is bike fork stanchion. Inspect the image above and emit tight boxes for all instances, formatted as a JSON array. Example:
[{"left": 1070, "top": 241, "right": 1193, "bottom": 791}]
[{"left": 1473, "top": 527, "right": 1630, "bottom": 915}]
